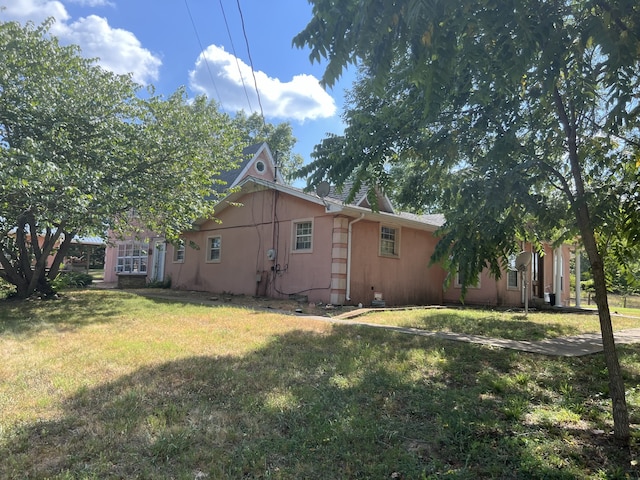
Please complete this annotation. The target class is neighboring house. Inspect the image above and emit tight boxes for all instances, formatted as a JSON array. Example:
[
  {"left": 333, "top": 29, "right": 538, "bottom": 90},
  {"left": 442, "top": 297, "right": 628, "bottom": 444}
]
[
  {"left": 104, "top": 142, "right": 572, "bottom": 307},
  {"left": 1, "top": 233, "right": 104, "bottom": 272}
]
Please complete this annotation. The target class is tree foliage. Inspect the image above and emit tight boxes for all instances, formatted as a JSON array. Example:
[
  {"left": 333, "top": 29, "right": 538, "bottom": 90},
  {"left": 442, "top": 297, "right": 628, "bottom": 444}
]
[
  {"left": 0, "top": 20, "right": 241, "bottom": 298},
  {"left": 232, "top": 111, "right": 303, "bottom": 181},
  {"left": 294, "top": 0, "right": 639, "bottom": 444}
]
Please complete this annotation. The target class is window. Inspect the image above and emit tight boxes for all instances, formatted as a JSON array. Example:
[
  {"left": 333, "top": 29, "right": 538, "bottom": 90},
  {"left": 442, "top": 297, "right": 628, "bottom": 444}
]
[
  {"left": 380, "top": 225, "right": 399, "bottom": 257},
  {"left": 256, "top": 160, "right": 265, "bottom": 172},
  {"left": 455, "top": 270, "right": 481, "bottom": 289},
  {"left": 207, "top": 236, "right": 221, "bottom": 262},
  {"left": 173, "top": 239, "right": 185, "bottom": 263},
  {"left": 507, "top": 254, "right": 519, "bottom": 289},
  {"left": 293, "top": 220, "right": 313, "bottom": 251},
  {"left": 116, "top": 240, "right": 148, "bottom": 273}
]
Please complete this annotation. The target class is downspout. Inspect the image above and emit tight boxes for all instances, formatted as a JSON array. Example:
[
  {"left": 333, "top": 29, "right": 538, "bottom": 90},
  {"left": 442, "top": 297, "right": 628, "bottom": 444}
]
[
  {"left": 346, "top": 214, "right": 365, "bottom": 301},
  {"left": 555, "top": 247, "right": 562, "bottom": 307}
]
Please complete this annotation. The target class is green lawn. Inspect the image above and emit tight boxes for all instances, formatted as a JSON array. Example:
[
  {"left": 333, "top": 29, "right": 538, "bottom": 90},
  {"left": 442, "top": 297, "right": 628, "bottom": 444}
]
[
  {"left": 346, "top": 306, "right": 640, "bottom": 341},
  {"left": 1, "top": 289, "right": 639, "bottom": 479}
]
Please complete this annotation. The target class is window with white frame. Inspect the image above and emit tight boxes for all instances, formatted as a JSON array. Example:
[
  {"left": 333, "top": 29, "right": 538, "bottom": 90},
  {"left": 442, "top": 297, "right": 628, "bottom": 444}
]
[
  {"left": 293, "top": 219, "right": 313, "bottom": 251},
  {"left": 206, "top": 236, "right": 221, "bottom": 262},
  {"left": 173, "top": 239, "right": 185, "bottom": 263},
  {"left": 380, "top": 225, "right": 399, "bottom": 257},
  {"left": 116, "top": 240, "right": 148, "bottom": 273},
  {"left": 507, "top": 254, "right": 519, "bottom": 289}
]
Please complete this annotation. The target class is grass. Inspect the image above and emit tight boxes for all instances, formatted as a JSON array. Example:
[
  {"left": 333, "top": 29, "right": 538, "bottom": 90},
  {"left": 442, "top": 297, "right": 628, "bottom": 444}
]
[
  {"left": 1, "top": 290, "right": 640, "bottom": 479},
  {"left": 348, "top": 306, "right": 640, "bottom": 341}
]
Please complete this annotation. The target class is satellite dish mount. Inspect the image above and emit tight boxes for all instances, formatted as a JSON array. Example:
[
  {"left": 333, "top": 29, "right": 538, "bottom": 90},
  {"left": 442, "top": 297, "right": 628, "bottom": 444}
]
[{"left": 515, "top": 251, "right": 533, "bottom": 315}]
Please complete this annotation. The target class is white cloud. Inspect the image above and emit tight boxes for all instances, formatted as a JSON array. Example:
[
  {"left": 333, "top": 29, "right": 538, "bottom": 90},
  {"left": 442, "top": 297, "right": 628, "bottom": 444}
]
[
  {"left": 65, "top": 0, "right": 114, "bottom": 6},
  {"left": 0, "top": 0, "right": 161, "bottom": 85},
  {"left": 189, "top": 45, "right": 336, "bottom": 122},
  {"left": 0, "top": 0, "right": 70, "bottom": 25},
  {"left": 56, "top": 15, "right": 161, "bottom": 84}
]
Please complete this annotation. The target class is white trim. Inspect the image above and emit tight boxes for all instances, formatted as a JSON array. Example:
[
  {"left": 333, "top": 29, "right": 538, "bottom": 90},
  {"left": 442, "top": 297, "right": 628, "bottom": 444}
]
[
  {"left": 173, "top": 239, "right": 185, "bottom": 263},
  {"left": 229, "top": 143, "right": 285, "bottom": 189},
  {"left": 507, "top": 270, "right": 519, "bottom": 289},
  {"left": 379, "top": 224, "right": 400, "bottom": 258},
  {"left": 206, "top": 235, "right": 222, "bottom": 263},
  {"left": 506, "top": 254, "right": 519, "bottom": 289},
  {"left": 346, "top": 214, "right": 365, "bottom": 301},
  {"left": 200, "top": 176, "right": 443, "bottom": 234},
  {"left": 292, "top": 218, "right": 314, "bottom": 253},
  {"left": 116, "top": 239, "right": 149, "bottom": 273}
]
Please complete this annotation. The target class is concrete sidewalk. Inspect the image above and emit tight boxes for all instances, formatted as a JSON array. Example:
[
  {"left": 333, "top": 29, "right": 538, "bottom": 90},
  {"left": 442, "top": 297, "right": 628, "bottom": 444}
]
[{"left": 313, "top": 314, "right": 640, "bottom": 357}]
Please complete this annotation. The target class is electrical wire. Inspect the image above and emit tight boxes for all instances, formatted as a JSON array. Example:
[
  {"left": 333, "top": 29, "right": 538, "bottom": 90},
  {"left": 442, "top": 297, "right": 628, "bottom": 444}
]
[
  {"left": 184, "top": 0, "right": 223, "bottom": 105},
  {"left": 218, "top": 0, "right": 253, "bottom": 112},
  {"left": 235, "top": 0, "right": 266, "bottom": 126}
]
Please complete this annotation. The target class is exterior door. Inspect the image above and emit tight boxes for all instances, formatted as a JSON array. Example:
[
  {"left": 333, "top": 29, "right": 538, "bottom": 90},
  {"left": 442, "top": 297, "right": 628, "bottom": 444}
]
[{"left": 150, "top": 239, "right": 166, "bottom": 282}]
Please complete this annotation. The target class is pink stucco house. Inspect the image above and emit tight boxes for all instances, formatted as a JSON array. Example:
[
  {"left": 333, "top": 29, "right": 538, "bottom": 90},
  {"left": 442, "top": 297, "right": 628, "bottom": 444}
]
[{"left": 104, "top": 142, "right": 572, "bottom": 307}]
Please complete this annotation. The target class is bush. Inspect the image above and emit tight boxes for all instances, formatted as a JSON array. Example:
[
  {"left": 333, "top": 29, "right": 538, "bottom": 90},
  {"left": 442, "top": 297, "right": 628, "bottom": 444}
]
[
  {"left": 147, "top": 276, "right": 171, "bottom": 289},
  {"left": 52, "top": 271, "right": 94, "bottom": 290},
  {"left": 0, "top": 277, "right": 16, "bottom": 299}
]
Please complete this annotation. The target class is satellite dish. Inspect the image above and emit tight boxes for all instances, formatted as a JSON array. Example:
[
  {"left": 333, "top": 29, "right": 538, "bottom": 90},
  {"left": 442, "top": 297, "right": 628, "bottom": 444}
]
[
  {"left": 515, "top": 251, "right": 532, "bottom": 271},
  {"left": 315, "top": 181, "right": 330, "bottom": 198}
]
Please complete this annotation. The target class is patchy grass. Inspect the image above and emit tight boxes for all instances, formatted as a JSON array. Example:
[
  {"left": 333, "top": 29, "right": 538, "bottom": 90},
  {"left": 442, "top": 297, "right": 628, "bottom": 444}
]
[
  {"left": 1, "top": 290, "right": 639, "bottom": 479},
  {"left": 352, "top": 307, "right": 640, "bottom": 341}
]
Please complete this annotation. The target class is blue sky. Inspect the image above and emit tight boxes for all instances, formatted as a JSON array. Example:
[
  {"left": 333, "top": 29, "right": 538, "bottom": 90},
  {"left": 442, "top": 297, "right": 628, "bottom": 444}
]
[{"left": 1, "top": 0, "right": 354, "bottom": 172}]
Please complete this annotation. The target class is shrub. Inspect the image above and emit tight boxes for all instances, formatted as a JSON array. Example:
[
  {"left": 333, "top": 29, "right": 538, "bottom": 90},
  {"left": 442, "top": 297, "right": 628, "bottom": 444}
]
[
  {"left": 0, "top": 277, "right": 16, "bottom": 299},
  {"left": 52, "top": 271, "right": 94, "bottom": 290},
  {"left": 147, "top": 276, "right": 171, "bottom": 289}
]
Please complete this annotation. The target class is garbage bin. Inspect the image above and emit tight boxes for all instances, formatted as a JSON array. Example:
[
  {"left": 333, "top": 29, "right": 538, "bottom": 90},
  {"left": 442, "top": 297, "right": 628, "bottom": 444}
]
[{"left": 549, "top": 293, "right": 556, "bottom": 305}]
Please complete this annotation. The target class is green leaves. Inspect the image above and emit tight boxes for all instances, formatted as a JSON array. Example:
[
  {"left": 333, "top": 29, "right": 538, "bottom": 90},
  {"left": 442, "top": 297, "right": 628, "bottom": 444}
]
[
  {"left": 0, "top": 20, "right": 242, "bottom": 296},
  {"left": 295, "top": 0, "right": 640, "bottom": 283}
]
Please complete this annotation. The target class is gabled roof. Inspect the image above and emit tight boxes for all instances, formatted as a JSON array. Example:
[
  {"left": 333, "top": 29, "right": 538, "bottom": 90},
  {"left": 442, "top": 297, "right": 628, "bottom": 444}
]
[
  {"left": 214, "top": 142, "right": 284, "bottom": 194},
  {"left": 200, "top": 176, "right": 444, "bottom": 232},
  {"left": 327, "top": 181, "right": 395, "bottom": 213}
]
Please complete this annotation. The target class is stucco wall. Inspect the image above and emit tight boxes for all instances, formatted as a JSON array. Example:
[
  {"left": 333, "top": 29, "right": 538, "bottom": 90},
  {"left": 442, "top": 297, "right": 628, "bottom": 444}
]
[
  {"left": 442, "top": 243, "right": 572, "bottom": 307},
  {"left": 347, "top": 220, "right": 446, "bottom": 306},
  {"left": 164, "top": 189, "right": 334, "bottom": 303}
]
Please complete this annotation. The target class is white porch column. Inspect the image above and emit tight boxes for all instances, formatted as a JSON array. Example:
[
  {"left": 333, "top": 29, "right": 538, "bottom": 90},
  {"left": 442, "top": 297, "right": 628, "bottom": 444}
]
[
  {"left": 555, "top": 247, "right": 563, "bottom": 307},
  {"left": 575, "top": 249, "right": 581, "bottom": 308}
]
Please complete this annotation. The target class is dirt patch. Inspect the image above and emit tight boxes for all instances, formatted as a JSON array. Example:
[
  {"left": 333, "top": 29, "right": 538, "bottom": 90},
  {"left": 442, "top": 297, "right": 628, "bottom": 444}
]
[{"left": 100, "top": 285, "right": 354, "bottom": 318}]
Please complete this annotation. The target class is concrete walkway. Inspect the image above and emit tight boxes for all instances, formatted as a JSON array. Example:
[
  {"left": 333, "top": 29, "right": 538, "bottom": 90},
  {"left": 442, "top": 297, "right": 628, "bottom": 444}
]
[
  {"left": 318, "top": 315, "right": 640, "bottom": 357},
  {"left": 104, "top": 286, "right": 640, "bottom": 357}
]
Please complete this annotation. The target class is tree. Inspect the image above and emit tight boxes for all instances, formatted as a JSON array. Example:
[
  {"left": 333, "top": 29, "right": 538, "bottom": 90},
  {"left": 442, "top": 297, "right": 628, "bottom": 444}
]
[
  {"left": 294, "top": 0, "right": 639, "bottom": 444},
  {"left": 0, "top": 20, "right": 241, "bottom": 299},
  {"left": 232, "top": 111, "right": 303, "bottom": 182}
]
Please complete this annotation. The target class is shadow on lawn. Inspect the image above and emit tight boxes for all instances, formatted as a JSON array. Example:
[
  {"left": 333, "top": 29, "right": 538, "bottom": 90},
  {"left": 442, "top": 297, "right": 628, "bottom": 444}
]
[
  {"left": 1, "top": 326, "right": 634, "bottom": 479},
  {"left": 0, "top": 290, "right": 130, "bottom": 336},
  {"left": 411, "top": 311, "right": 586, "bottom": 341}
]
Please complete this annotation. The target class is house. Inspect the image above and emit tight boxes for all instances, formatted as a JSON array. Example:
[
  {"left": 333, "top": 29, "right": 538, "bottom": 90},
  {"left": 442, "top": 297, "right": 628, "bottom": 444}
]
[
  {"left": 103, "top": 143, "right": 283, "bottom": 287},
  {"left": 104, "top": 142, "right": 572, "bottom": 308}
]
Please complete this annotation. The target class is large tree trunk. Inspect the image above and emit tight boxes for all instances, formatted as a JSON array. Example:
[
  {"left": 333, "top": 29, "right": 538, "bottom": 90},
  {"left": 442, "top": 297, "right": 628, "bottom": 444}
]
[
  {"left": 582, "top": 230, "right": 630, "bottom": 445},
  {"left": 0, "top": 220, "right": 68, "bottom": 299},
  {"left": 554, "top": 86, "right": 630, "bottom": 445}
]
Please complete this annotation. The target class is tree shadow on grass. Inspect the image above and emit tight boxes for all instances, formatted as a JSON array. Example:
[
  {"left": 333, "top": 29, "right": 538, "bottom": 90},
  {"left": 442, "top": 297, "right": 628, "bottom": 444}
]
[
  {"left": 0, "top": 290, "right": 132, "bottom": 336},
  {"left": 410, "top": 311, "right": 587, "bottom": 341},
  {"left": 1, "top": 326, "right": 636, "bottom": 479}
]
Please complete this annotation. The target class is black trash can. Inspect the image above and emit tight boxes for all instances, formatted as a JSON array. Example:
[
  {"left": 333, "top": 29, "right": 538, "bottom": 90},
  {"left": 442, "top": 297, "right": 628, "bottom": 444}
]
[{"left": 549, "top": 293, "right": 556, "bottom": 305}]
